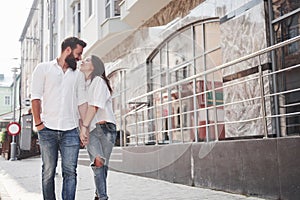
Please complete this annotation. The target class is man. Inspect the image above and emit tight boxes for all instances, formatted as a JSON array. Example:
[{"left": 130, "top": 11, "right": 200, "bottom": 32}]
[{"left": 31, "top": 37, "right": 87, "bottom": 200}]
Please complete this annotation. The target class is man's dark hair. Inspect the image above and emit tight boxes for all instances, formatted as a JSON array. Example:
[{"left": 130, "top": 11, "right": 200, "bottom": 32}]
[{"left": 61, "top": 37, "right": 87, "bottom": 52}]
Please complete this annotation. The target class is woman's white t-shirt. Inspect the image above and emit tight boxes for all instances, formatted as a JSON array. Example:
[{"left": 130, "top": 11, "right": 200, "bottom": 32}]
[{"left": 86, "top": 76, "right": 116, "bottom": 131}]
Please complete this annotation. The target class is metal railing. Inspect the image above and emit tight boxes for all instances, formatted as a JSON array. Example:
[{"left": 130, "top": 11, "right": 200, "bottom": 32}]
[{"left": 121, "top": 35, "right": 300, "bottom": 146}]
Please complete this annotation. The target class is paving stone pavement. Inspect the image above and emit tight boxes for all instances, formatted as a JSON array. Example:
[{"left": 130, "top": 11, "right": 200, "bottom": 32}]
[{"left": 0, "top": 152, "right": 267, "bottom": 200}]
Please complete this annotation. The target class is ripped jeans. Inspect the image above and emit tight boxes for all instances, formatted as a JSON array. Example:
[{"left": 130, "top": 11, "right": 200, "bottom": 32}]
[{"left": 86, "top": 123, "right": 117, "bottom": 200}]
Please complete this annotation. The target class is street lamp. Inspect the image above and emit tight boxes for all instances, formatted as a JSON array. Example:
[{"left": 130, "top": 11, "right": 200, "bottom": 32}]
[{"left": 9, "top": 66, "right": 19, "bottom": 161}]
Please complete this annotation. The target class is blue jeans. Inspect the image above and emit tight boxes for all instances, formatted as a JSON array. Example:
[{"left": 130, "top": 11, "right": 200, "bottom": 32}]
[
  {"left": 87, "top": 123, "right": 117, "bottom": 200},
  {"left": 38, "top": 127, "right": 80, "bottom": 200}
]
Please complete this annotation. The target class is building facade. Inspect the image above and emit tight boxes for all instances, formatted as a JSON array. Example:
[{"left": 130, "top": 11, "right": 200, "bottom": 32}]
[
  {"left": 0, "top": 74, "right": 13, "bottom": 115},
  {"left": 0, "top": 74, "right": 21, "bottom": 126},
  {"left": 20, "top": 0, "right": 300, "bottom": 199}
]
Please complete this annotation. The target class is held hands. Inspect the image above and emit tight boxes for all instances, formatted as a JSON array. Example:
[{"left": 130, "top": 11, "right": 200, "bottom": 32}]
[{"left": 80, "top": 126, "right": 89, "bottom": 146}]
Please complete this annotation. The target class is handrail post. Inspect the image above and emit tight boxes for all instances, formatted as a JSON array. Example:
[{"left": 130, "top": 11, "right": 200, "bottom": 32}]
[
  {"left": 135, "top": 104, "right": 138, "bottom": 146},
  {"left": 124, "top": 115, "right": 128, "bottom": 146},
  {"left": 178, "top": 85, "right": 184, "bottom": 142},
  {"left": 258, "top": 56, "right": 268, "bottom": 138}
]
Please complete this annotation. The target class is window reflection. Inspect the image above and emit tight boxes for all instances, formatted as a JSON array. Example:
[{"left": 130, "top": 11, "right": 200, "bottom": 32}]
[{"left": 149, "top": 20, "right": 223, "bottom": 143}]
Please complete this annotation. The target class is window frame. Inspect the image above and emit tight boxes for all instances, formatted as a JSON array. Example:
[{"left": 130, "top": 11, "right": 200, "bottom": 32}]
[{"left": 4, "top": 96, "right": 11, "bottom": 106}]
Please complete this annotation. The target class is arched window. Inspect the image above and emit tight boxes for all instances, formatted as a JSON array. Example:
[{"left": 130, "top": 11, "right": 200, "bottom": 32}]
[{"left": 147, "top": 19, "right": 224, "bottom": 143}]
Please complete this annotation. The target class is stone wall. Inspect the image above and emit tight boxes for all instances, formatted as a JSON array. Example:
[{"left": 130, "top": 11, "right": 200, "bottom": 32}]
[
  {"left": 109, "top": 137, "right": 300, "bottom": 200},
  {"left": 103, "top": 0, "right": 206, "bottom": 63},
  {"left": 219, "top": 1, "right": 272, "bottom": 137},
  {"left": 141, "top": 0, "right": 205, "bottom": 28}
]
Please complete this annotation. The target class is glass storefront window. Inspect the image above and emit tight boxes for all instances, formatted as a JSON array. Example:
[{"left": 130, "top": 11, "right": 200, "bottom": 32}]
[
  {"left": 167, "top": 28, "right": 193, "bottom": 68},
  {"left": 147, "top": 20, "right": 222, "bottom": 143},
  {"left": 206, "top": 49, "right": 222, "bottom": 70},
  {"left": 271, "top": 1, "right": 300, "bottom": 136},
  {"left": 204, "top": 22, "right": 221, "bottom": 52},
  {"left": 272, "top": 0, "right": 300, "bottom": 19},
  {"left": 195, "top": 24, "right": 204, "bottom": 57}
]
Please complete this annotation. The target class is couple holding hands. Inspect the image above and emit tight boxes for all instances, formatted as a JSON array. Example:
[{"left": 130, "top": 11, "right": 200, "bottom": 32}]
[{"left": 31, "top": 36, "right": 116, "bottom": 200}]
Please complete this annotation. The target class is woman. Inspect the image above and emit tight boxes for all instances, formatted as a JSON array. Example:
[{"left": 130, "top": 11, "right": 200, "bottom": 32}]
[{"left": 79, "top": 55, "right": 117, "bottom": 200}]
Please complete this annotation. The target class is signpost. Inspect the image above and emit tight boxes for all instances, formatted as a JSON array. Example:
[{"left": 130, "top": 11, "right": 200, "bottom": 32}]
[
  {"left": 7, "top": 122, "right": 21, "bottom": 161},
  {"left": 9, "top": 66, "right": 20, "bottom": 161}
]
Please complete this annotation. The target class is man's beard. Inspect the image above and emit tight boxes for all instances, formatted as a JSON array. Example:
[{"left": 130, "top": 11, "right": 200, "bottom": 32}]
[{"left": 65, "top": 54, "right": 77, "bottom": 70}]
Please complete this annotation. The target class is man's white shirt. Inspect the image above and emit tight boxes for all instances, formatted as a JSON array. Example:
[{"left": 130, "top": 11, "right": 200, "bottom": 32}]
[{"left": 31, "top": 59, "right": 86, "bottom": 131}]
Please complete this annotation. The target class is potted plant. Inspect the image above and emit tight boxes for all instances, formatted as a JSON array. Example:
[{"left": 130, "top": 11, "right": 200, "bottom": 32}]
[
  {"left": 0, "top": 128, "right": 11, "bottom": 159},
  {"left": 0, "top": 128, "right": 7, "bottom": 143},
  {"left": 0, "top": 128, "right": 6, "bottom": 155}
]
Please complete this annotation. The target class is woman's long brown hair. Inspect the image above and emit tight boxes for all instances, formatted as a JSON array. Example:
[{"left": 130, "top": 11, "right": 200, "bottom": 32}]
[{"left": 90, "top": 55, "right": 113, "bottom": 94}]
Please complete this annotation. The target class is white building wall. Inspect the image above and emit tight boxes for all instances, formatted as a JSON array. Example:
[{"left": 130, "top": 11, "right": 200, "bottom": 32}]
[
  {"left": 41, "top": 0, "right": 49, "bottom": 62},
  {"left": 20, "top": 0, "right": 41, "bottom": 101},
  {"left": 81, "top": 0, "right": 102, "bottom": 53}
]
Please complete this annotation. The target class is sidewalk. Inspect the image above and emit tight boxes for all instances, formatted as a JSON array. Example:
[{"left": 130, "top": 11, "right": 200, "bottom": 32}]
[{"left": 0, "top": 152, "right": 266, "bottom": 200}]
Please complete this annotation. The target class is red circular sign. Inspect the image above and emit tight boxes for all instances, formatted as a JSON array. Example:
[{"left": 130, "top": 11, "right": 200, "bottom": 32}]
[{"left": 7, "top": 122, "right": 21, "bottom": 136}]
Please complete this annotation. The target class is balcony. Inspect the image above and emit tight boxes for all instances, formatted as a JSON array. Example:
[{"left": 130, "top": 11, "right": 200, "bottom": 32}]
[
  {"left": 120, "top": 0, "right": 172, "bottom": 28},
  {"left": 101, "top": 17, "right": 131, "bottom": 39},
  {"left": 84, "top": 17, "right": 133, "bottom": 58}
]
